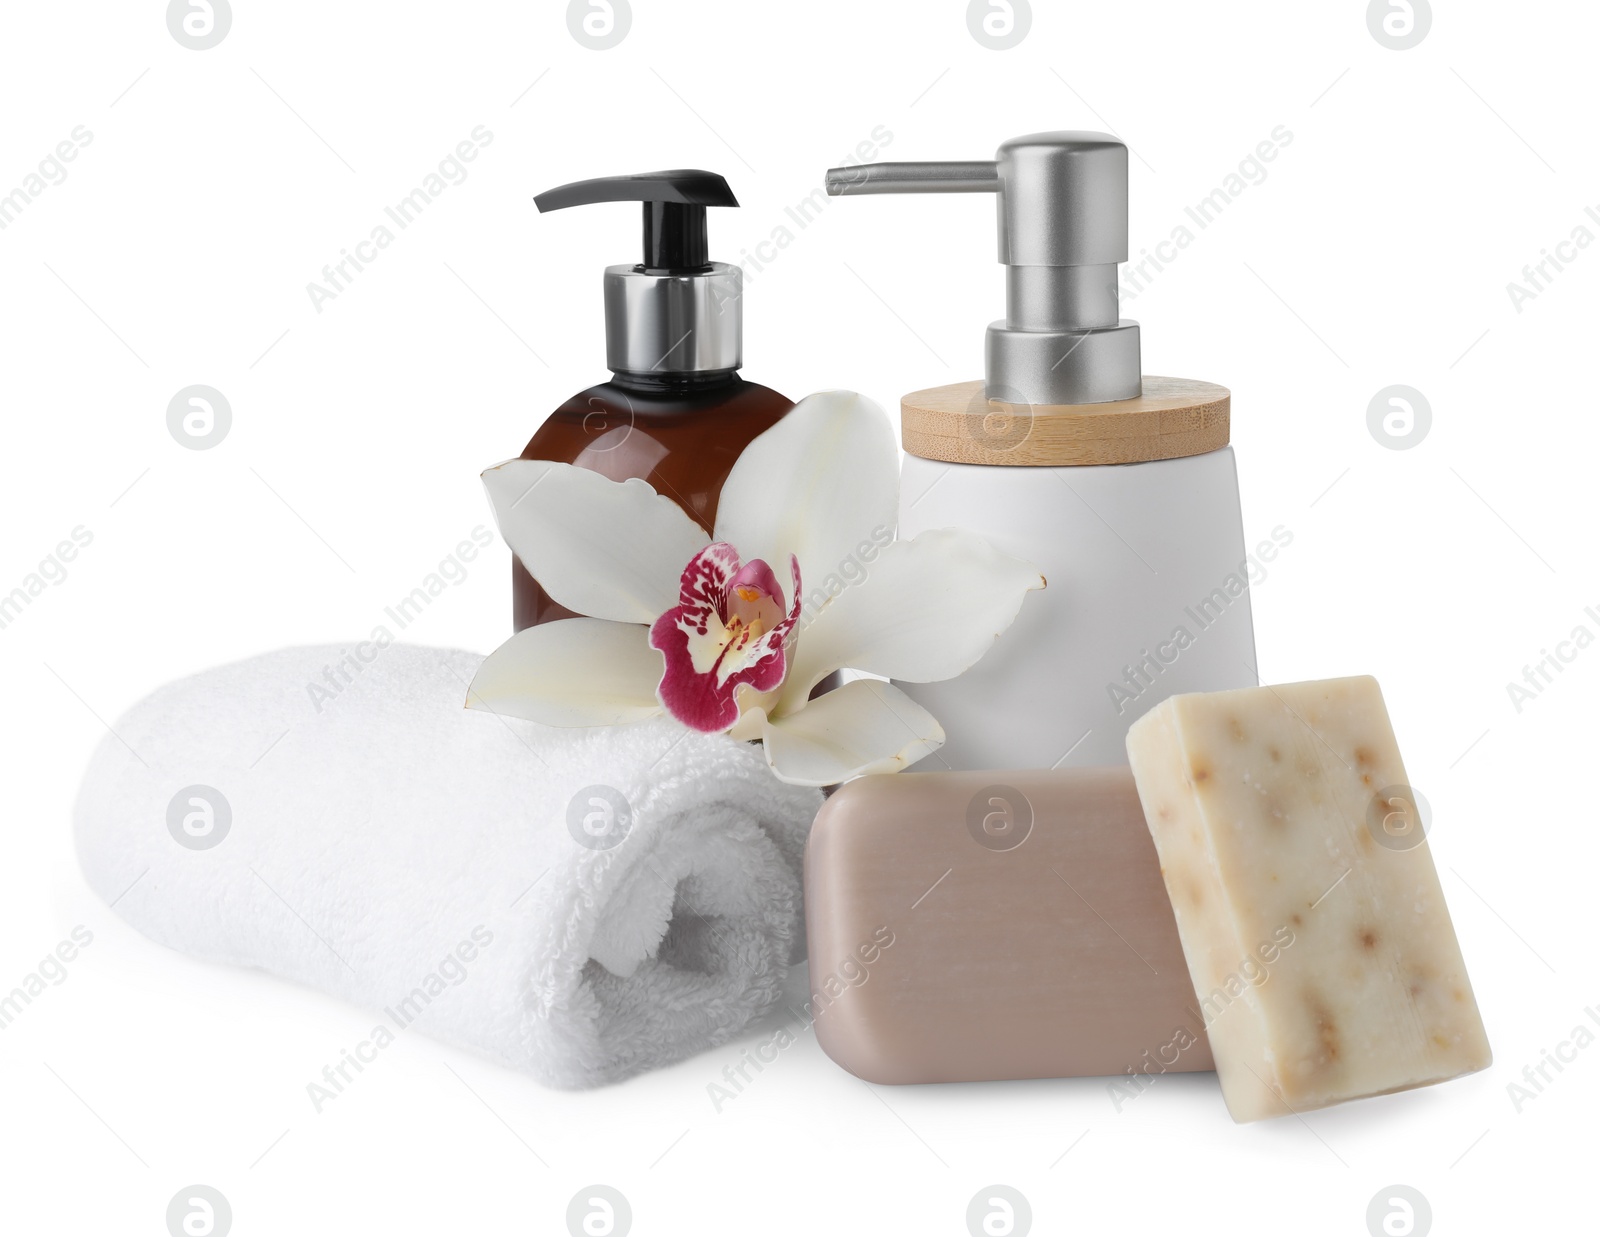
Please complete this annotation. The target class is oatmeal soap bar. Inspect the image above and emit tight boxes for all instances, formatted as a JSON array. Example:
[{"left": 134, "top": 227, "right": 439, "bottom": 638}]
[{"left": 1125, "top": 676, "right": 1491, "bottom": 1122}]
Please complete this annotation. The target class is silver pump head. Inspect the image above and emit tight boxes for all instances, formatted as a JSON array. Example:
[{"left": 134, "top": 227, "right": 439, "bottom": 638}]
[
  {"left": 535, "top": 169, "right": 743, "bottom": 377},
  {"left": 825, "top": 132, "right": 1140, "bottom": 405}
]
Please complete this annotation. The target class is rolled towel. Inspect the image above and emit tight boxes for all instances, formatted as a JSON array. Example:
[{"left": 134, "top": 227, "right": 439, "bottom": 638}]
[{"left": 73, "top": 644, "right": 821, "bottom": 1089}]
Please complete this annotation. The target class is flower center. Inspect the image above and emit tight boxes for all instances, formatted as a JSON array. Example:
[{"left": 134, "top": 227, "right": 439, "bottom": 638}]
[{"left": 648, "top": 542, "right": 803, "bottom": 734}]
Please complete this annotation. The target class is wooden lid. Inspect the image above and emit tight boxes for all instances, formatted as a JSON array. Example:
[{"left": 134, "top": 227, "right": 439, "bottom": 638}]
[{"left": 901, "top": 376, "right": 1230, "bottom": 466}]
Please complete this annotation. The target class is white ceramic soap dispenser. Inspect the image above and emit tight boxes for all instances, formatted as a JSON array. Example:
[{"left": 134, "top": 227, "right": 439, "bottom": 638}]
[{"left": 826, "top": 132, "right": 1259, "bottom": 771}]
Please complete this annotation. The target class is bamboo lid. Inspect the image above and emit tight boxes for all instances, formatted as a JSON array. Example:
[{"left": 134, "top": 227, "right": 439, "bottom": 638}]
[{"left": 901, "top": 376, "right": 1230, "bottom": 467}]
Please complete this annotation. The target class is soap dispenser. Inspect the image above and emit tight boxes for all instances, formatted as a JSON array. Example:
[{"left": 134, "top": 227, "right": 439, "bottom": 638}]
[
  {"left": 826, "top": 132, "right": 1259, "bottom": 770},
  {"left": 512, "top": 170, "right": 793, "bottom": 630}
]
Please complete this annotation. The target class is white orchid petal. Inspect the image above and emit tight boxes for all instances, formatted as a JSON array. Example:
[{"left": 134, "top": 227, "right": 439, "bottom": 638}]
[
  {"left": 466, "top": 618, "right": 664, "bottom": 727},
  {"left": 777, "top": 528, "right": 1045, "bottom": 714},
  {"left": 726, "top": 683, "right": 778, "bottom": 740},
  {"left": 714, "top": 390, "right": 899, "bottom": 594},
  {"left": 757, "top": 679, "right": 944, "bottom": 787},
  {"left": 483, "top": 459, "right": 709, "bottom": 624}
]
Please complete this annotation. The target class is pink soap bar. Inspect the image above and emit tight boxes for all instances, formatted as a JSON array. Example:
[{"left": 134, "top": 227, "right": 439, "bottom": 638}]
[{"left": 804, "top": 767, "right": 1212, "bottom": 1084}]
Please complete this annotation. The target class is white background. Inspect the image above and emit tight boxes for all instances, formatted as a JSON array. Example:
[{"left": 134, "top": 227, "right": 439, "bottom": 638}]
[{"left": 2, "top": 1, "right": 1595, "bottom": 1233}]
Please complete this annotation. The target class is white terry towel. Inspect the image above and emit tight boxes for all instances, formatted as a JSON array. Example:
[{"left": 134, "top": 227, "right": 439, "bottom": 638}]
[{"left": 73, "top": 644, "right": 821, "bottom": 1088}]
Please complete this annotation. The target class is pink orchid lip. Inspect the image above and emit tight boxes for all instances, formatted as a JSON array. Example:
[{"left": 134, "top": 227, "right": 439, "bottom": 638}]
[{"left": 648, "top": 542, "right": 802, "bottom": 734}]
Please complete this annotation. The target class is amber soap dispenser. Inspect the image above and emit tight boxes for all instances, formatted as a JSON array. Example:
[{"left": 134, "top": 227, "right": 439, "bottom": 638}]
[{"left": 513, "top": 170, "right": 792, "bottom": 629}]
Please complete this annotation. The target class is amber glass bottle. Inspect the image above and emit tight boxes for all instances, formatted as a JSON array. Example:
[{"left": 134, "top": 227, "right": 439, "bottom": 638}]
[
  {"left": 513, "top": 370, "right": 792, "bottom": 628},
  {"left": 513, "top": 168, "right": 793, "bottom": 630}
]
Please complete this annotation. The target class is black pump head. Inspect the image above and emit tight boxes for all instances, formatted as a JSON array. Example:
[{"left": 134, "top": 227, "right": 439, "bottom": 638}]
[
  {"left": 534, "top": 169, "right": 739, "bottom": 273},
  {"left": 534, "top": 169, "right": 745, "bottom": 375}
]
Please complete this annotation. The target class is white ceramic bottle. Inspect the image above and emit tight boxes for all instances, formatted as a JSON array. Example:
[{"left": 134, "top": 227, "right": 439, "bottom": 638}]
[{"left": 826, "top": 133, "right": 1259, "bottom": 771}]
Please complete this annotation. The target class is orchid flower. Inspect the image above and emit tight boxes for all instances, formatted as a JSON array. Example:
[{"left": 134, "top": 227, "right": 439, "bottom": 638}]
[{"left": 466, "top": 391, "right": 1044, "bottom": 786}]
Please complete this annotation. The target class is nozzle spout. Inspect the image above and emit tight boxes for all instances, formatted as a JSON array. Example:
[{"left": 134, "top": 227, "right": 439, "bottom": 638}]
[{"left": 824, "top": 161, "right": 999, "bottom": 196}]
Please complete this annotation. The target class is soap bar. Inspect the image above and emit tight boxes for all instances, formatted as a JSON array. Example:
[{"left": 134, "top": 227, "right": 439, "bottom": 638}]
[
  {"left": 804, "top": 767, "right": 1212, "bottom": 1084},
  {"left": 1125, "top": 676, "right": 1491, "bottom": 1121}
]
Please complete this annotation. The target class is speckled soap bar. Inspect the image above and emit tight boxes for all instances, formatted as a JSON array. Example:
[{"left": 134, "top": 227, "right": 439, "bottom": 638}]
[{"left": 1125, "top": 676, "right": 1491, "bottom": 1122}]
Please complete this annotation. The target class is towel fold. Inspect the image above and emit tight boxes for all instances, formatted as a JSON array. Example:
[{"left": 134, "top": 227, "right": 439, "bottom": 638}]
[{"left": 73, "top": 644, "right": 821, "bottom": 1088}]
